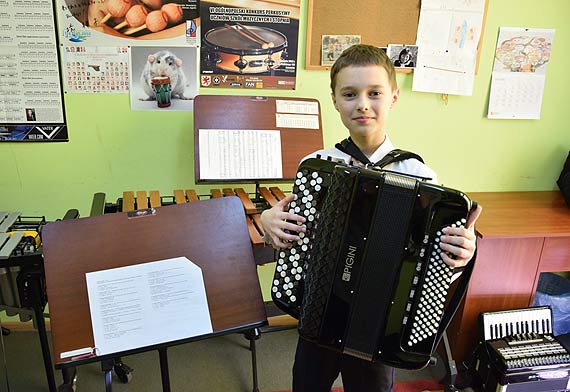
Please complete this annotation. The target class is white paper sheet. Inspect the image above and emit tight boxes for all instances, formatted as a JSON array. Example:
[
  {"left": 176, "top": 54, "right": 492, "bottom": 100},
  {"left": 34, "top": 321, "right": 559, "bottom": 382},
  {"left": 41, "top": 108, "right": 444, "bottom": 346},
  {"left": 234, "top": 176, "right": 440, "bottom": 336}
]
[
  {"left": 198, "top": 129, "right": 283, "bottom": 180},
  {"left": 275, "top": 113, "right": 319, "bottom": 129},
  {"left": 275, "top": 99, "right": 319, "bottom": 115},
  {"left": 85, "top": 257, "right": 213, "bottom": 356},
  {"left": 412, "top": 0, "right": 485, "bottom": 96},
  {"left": 487, "top": 27, "right": 554, "bottom": 120}
]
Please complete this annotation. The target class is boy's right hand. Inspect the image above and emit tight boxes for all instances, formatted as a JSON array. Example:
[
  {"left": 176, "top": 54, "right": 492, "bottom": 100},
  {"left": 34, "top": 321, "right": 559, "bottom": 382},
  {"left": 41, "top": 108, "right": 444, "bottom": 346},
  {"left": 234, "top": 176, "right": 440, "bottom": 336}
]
[{"left": 260, "top": 194, "right": 307, "bottom": 249}]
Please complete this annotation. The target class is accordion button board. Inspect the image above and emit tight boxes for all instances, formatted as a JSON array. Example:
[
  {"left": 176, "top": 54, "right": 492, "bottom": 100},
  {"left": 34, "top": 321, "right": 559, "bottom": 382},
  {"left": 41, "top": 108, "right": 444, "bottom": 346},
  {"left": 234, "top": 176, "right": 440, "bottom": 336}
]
[
  {"left": 272, "top": 159, "right": 339, "bottom": 318},
  {"left": 477, "top": 306, "right": 570, "bottom": 391}
]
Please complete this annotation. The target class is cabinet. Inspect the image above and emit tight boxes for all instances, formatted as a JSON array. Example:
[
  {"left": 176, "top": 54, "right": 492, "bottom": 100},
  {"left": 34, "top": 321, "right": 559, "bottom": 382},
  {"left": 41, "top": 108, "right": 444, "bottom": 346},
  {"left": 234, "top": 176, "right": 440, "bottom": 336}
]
[{"left": 447, "top": 191, "right": 570, "bottom": 363}]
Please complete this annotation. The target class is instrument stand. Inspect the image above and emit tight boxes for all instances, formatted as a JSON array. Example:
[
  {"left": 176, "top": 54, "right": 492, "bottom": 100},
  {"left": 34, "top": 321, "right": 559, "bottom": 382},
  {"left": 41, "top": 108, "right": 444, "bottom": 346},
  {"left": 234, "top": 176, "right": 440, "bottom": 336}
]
[
  {"left": 244, "top": 328, "right": 261, "bottom": 392},
  {"left": 101, "top": 358, "right": 114, "bottom": 391},
  {"left": 58, "top": 367, "right": 77, "bottom": 392},
  {"left": 441, "top": 331, "right": 460, "bottom": 392},
  {"left": 0, "top": 254, "right": 57, "bottom": 392},
  {"left": 158, "top": 348, "right": 171, "bottom": 391}
]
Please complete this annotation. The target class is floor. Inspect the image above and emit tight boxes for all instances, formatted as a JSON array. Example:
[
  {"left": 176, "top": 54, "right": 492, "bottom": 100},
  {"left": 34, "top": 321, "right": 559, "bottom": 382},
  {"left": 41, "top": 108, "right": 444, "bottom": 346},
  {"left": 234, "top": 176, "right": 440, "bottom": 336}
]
[{"left": 0, "top": 325, "right": 447, "bottom": 392}]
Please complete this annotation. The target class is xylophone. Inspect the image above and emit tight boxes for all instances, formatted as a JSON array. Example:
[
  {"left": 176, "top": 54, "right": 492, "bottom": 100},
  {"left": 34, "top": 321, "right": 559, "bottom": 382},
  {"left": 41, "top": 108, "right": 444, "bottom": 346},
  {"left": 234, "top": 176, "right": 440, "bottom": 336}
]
[
  {"left": 0, "top": 210, "right": 78, "bottom": 392},
  {"left": 0, "top": 212, "right": 46, "bottom": 316},
  {"left": 90, "top": 186, "right": 289, "bottom": 253}
]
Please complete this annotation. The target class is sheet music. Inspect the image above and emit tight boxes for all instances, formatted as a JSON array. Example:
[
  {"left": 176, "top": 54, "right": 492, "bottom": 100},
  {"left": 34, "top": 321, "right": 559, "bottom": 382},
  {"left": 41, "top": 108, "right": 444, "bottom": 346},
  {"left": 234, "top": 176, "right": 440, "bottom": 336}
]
[
  {"left": 276, "top": 113, "right": 319, "bottom": 129},
  {"left": 275, "top": 99, "right": 319, "bottom": 114},
  {"left": 85, "top": 257, "right": 213, "bottom": 356},
  {"left": 199, "top": 129, "right": 283, "bottom": 180}
]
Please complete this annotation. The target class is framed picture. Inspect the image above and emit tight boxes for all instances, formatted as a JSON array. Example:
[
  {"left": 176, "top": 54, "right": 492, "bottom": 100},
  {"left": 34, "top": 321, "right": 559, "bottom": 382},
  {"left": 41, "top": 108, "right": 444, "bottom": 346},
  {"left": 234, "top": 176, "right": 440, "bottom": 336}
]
[
  {"left": 387, "top": 44, "right": 418, "bottom": 68},
  {"left": 321, "top": 35, "right": 361, "bottom": 66}
]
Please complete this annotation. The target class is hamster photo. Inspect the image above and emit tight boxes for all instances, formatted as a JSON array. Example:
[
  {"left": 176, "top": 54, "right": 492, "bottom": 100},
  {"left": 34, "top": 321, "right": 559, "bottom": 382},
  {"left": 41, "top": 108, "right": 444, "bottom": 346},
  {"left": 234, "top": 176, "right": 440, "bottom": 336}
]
[{"left": 140, "top": 50, "right": 189, "bottom": 100}]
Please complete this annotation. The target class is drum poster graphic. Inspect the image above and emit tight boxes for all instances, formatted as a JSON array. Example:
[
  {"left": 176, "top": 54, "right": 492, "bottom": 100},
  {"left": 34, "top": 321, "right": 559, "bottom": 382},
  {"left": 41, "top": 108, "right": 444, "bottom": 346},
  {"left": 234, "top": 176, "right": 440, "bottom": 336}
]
[
  {"left": 56, "top": 0, "right": 200, "bottom": 47},
  {"left": 199, "top": 0, "right": 300, "bottom": 90}
]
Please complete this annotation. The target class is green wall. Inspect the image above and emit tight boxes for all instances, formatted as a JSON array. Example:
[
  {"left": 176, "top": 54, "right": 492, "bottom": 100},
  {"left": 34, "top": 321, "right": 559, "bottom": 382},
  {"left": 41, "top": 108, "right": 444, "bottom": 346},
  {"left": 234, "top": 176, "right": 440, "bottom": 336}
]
[{"left": 1, "top": 0, "right": 569, "bottom": 220}]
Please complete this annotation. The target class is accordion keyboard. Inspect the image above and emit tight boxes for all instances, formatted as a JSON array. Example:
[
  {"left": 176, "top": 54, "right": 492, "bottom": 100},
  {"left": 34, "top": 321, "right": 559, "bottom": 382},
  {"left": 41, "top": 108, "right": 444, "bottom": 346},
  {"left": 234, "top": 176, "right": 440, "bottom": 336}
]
[
  {"left": 271, "top": 163, "right": 331, "bottom": 316},
  {"left": 405, "top": 222, "right": 465, "bottom": 348}
]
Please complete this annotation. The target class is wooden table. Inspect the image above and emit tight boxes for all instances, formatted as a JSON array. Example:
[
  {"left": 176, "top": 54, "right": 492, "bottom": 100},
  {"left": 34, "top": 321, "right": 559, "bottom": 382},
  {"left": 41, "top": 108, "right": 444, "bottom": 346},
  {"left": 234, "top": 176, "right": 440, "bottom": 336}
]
[
  {"left": 447, "top": 191, "right": 570, "bottom": 363},
  {"left": 41, "top": 197, "right": 267, "bottom": 391}
]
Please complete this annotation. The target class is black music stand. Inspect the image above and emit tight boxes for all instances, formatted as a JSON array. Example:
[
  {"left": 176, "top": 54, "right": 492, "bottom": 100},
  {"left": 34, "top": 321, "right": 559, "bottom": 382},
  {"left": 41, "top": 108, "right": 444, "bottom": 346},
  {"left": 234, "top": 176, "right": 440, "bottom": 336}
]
[{"left": 41, "top": 197, "right": 267, "bottom": 391}]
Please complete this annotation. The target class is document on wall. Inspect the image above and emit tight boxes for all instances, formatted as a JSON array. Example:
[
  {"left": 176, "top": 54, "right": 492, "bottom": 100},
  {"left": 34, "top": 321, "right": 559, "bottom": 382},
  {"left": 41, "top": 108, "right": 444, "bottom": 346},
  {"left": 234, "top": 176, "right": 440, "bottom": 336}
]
[
  {"left": 487, "top": 27, "right": 554, "bottom": 120},
  {"left": 199, "top": 129, "right": 283, "bottom": 180},
  {"left": 1, "top": 0, "right": 68, "bottom": 142},
  {"left": 412, "top": 0, "right": 486, "bottom": 96},
  {"left": 85, "top": 257, "right": 213, "bottom": 356}
]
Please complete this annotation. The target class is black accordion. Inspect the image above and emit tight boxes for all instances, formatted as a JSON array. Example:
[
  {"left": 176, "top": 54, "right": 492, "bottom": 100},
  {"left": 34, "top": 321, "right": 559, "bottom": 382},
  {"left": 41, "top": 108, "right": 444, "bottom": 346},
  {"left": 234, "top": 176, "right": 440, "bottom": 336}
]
[
  {"left": 271, "top": 157, "right": 476, "bottom": 369},
  {"left": 476, "top": 306, "right": 570, "bottom": 392}
]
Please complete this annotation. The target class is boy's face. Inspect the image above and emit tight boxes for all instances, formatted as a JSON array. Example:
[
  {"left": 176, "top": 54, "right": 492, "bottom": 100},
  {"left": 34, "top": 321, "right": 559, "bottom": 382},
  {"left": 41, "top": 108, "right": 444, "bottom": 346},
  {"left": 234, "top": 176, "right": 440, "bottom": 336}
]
[{"left": 331, "top": 65, "right": 399, "bottom": 147}]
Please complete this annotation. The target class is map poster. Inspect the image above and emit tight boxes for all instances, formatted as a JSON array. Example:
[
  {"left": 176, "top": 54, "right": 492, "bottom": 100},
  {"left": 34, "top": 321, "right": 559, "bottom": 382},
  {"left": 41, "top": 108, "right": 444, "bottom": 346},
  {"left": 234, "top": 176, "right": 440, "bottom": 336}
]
[
  {"left": 199, "top": 0, "right": 300, "bottom": 90},
  {"left": 1, "top": 0, "right": 68, "bottom": 142},
  {"left": 488, "top": 27, "right": 554, "bottom": 120}
]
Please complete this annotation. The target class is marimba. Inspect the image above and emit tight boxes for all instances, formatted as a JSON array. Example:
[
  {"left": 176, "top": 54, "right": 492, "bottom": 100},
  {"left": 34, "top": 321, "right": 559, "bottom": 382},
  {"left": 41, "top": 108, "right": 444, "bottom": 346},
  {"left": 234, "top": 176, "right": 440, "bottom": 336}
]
[{"left": 91, "top": 186, "right": 289, "bottom": 253}]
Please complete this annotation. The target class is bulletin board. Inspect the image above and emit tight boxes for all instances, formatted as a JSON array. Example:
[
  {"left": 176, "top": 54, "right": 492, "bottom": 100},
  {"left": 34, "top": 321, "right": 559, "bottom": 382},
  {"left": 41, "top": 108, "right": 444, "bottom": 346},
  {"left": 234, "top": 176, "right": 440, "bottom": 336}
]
[
  {"left": 306, "top": 0, "right": 421, "bottom": 70},
  {"left": 306, "top": 0, "right": 489, "bottom": 72}
]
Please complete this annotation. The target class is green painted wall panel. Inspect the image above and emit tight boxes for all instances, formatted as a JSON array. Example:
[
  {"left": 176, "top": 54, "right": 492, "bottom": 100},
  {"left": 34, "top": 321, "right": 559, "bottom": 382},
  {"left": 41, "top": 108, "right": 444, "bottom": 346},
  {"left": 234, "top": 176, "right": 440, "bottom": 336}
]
[{"left": 1, "top": 0, "right": 569, "bottom": 219}]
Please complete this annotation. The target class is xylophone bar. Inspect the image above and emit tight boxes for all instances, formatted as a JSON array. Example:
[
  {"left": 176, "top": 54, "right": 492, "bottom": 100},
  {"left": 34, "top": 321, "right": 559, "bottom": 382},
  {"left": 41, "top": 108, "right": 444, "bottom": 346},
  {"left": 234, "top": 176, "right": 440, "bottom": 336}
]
[{"left": 90, "top": 187, "right": 289, "bottom": 251}]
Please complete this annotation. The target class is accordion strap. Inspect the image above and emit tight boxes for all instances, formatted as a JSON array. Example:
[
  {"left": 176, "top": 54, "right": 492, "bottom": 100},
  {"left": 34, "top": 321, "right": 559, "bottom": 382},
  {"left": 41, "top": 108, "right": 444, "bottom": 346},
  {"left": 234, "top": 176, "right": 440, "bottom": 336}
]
[{"left": 335, "top": 137, "right": 424, "bottom": 168}]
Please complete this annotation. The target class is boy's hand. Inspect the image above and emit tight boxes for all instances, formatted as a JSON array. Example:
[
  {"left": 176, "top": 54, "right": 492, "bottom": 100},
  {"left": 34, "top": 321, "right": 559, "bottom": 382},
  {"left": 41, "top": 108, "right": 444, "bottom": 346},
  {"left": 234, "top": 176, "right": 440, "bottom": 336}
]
[
  {"left": 439, "top": 204, "right": 483, "bottom": 268},
  {"left": 260, "top": 194, "right": 307, "bottom": 249}
]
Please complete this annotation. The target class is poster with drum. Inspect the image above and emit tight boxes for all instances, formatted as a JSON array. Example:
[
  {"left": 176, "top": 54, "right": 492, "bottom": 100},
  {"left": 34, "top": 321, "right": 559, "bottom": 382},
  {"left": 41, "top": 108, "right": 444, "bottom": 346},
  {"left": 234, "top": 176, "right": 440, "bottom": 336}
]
[{"left": 199, "top": 0, "right": 300, "bottom": 90}]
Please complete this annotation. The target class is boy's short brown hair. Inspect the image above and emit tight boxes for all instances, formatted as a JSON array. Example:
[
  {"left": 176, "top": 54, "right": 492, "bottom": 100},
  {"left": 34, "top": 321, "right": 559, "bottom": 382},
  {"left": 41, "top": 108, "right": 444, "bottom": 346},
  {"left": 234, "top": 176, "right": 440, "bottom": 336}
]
[{"left": 330, "top": 44, "right": 397, "bottom": 93}]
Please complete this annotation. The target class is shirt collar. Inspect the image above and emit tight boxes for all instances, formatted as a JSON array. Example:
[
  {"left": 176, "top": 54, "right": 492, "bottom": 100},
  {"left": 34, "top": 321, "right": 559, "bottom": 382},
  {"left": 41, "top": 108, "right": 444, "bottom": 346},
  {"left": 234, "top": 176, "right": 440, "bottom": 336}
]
[{"left": 367, "top": 135, "right": 395, "bottom": 164}]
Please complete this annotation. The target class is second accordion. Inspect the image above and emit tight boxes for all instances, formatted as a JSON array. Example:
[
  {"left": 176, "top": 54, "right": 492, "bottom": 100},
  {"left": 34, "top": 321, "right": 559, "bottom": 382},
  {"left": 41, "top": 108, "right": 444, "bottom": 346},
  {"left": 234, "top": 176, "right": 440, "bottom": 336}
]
[{"left": 271, "top": 157, "right": 476, "bottom": 369}]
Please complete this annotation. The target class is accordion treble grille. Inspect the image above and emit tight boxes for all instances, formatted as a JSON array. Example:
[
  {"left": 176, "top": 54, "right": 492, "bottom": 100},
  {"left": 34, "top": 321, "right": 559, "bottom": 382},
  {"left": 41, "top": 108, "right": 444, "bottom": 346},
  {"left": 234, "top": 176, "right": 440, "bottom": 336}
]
[{"left": 298, "top": 168, "right": 355, "bottom": 338}]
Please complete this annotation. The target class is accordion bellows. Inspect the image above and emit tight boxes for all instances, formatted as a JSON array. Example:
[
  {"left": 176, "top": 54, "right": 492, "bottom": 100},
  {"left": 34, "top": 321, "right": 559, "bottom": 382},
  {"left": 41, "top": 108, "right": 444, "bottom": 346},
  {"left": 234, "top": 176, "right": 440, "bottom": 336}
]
[{"left": 271, "top": 158, "right": 475, "bottom": 369}]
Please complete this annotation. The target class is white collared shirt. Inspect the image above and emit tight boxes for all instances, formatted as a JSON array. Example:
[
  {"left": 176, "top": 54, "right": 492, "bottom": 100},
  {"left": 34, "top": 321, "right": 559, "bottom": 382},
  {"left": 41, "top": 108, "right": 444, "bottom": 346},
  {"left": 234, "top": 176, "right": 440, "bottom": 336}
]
[{"left": 301, "top": 135, "right": 438, "bottom": 183}]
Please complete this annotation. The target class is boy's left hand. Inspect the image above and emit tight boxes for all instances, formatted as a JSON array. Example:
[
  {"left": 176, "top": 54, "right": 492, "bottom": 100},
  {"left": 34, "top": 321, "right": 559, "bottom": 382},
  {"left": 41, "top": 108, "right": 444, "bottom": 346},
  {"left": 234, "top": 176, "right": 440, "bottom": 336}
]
[{"left": 439, "top": 204, "right": 483, "bottom": 268}]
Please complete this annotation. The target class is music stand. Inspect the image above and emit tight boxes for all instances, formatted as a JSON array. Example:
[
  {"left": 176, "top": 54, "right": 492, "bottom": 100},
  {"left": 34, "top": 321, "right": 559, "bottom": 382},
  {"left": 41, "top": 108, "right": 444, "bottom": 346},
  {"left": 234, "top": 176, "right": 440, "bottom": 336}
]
[
  {"left": 193, "top": 95, "right": 324, "bottom": 183},
  {"left": 41, "top": 197, "right": 266, "bottom": 391}
]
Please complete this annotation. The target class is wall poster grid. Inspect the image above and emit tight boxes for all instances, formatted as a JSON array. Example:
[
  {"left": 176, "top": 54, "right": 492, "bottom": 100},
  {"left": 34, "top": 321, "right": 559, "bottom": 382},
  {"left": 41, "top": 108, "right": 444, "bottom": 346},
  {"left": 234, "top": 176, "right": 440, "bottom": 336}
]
[{"left": 1, "top": 0, "right": 67, "bottom": 142}]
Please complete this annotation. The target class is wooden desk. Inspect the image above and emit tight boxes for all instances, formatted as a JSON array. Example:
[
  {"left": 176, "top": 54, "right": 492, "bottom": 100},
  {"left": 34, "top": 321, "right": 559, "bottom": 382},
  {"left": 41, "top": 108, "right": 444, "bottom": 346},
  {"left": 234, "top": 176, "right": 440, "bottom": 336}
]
[
  {"left": 41, "top": 198, "right": 266, "bottom": 389},
  {"left": 447, "top": 191, "right": 570, "bottom": 363}
]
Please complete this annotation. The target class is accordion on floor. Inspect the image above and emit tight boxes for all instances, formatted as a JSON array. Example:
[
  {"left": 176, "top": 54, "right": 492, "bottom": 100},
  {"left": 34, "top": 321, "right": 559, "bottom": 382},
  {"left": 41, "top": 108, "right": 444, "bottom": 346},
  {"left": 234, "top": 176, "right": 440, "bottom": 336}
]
[
  {"left": 271, "top": 157, "right": 476, "bottom": 369},
  {"left": 475, "top": 306, "right": 570, "bottom": 392}
]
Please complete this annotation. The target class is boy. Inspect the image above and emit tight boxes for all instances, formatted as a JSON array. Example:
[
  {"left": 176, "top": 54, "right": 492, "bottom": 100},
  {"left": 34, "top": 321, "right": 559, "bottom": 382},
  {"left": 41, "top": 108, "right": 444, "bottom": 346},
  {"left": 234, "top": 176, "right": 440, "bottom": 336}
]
[{"left": 260, "top": 44, "right": 482, "bottom": 392}]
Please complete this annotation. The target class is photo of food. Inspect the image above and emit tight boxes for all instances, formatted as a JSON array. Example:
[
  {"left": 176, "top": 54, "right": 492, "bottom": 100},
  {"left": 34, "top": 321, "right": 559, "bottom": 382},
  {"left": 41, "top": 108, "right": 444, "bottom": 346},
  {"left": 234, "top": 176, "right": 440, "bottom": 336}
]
[{"left": 58, "top": 0, "right": 199, "bottom": 45}]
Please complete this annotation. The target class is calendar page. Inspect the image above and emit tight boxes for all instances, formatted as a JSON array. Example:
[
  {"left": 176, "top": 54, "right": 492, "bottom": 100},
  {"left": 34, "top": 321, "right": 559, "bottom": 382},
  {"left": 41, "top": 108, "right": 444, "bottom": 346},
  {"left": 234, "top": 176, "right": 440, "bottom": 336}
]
[{"left": 487, "top": 27, "right": 555, "bottom": 120}]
